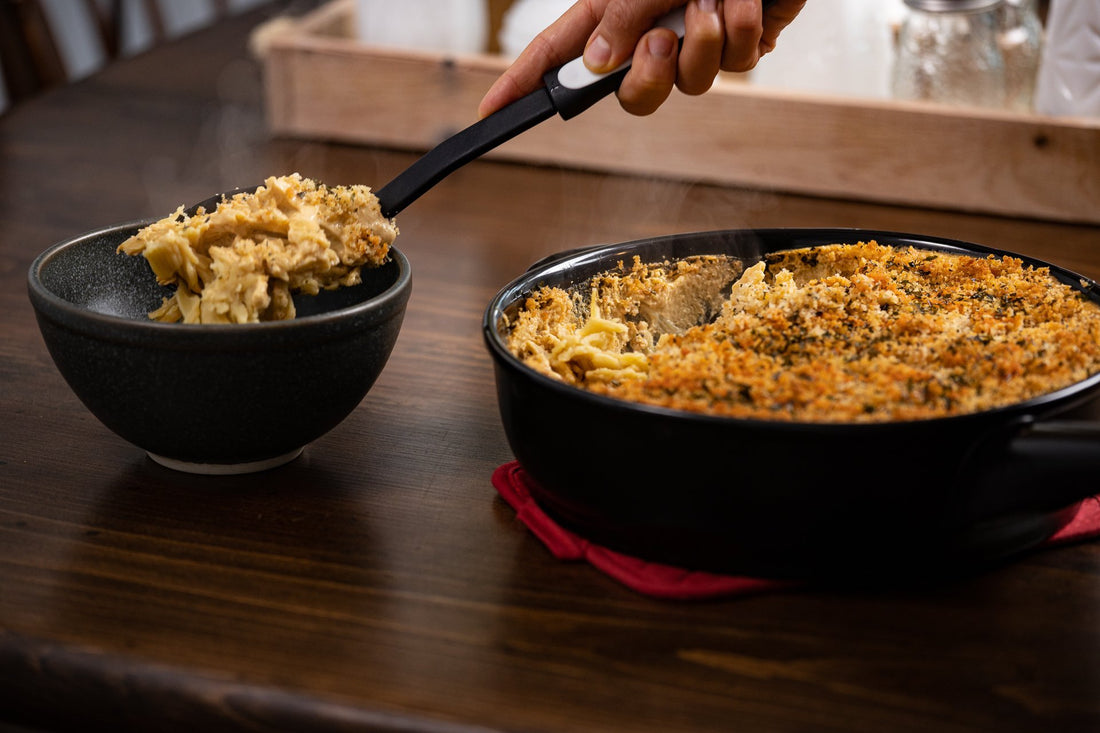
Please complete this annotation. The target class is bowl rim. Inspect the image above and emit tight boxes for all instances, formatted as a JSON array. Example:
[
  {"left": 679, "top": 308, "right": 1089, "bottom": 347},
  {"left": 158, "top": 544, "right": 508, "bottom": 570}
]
[{"left": 28, "top": 218, "right": 412, "bottom": 344}]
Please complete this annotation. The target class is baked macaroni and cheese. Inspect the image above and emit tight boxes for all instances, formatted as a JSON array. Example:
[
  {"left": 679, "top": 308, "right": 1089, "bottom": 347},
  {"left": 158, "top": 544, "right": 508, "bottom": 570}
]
[
  {"left": 118, "top": 173, "right": 397, "bottom": 323},
  {"left": 505, "top": 241, "right": 1100, "bottom": 422}
]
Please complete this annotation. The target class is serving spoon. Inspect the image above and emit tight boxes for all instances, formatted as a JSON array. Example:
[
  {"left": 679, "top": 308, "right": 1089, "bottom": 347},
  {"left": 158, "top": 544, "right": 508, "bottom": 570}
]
[{"left": 188, "top": 2, "right": 776, "bottom": 219}]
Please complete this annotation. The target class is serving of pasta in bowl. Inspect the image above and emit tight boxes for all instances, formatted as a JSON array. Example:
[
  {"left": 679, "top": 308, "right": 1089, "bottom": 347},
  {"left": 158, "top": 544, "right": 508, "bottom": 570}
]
[
  {"left": 483, "top": 228, "right": 1100, "bottom": 580},
  {"left": 28, "top": 176, "right": 410, "bottom": 474}
]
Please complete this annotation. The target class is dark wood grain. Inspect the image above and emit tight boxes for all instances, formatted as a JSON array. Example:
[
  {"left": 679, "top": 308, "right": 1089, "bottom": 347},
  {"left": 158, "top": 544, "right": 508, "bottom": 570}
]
[{"left": 3, "top": 4, "right": 1100, "bottom": 732}]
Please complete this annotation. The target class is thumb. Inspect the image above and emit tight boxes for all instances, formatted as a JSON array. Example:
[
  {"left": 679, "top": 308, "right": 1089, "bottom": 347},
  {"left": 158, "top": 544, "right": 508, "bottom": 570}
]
[{"left": 582, "top": 0, "right": 690, "bottom": 73}]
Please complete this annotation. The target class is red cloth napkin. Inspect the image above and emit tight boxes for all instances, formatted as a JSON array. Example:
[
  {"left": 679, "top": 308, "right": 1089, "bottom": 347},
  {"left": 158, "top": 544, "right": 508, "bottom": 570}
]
[{"left": 492, "top": 461, "right": 1100, "bottom": 600}]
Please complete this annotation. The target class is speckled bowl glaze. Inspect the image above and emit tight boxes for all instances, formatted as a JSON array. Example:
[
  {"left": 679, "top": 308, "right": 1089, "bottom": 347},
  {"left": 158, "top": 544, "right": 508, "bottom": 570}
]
[{"left": 28, "top": 219, "right": 411, "bottom": 474}]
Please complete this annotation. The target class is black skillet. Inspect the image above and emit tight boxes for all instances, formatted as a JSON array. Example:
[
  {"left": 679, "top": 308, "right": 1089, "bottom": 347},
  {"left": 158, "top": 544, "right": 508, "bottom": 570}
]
[{"left": 483, "top": 229, "right": 1100, "bottom": 582}]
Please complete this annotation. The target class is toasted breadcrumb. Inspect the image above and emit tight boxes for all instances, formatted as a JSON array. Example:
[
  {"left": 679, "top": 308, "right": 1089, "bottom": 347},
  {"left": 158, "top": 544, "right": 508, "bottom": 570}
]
[{"left": 506, "top": 241, "right": 1100, "bottom": 422}]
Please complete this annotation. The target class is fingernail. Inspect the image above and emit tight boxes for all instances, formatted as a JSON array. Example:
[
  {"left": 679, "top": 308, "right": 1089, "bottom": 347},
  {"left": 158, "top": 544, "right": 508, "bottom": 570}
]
[
  {"left": 697, "top": 0, "right": 718, "bottom": 12},
  {"left": 584, "top": 34, "right": 612, "bottom": 69},
  {"left": 647, "top": 32, "right": 676, "bottom": 59}
]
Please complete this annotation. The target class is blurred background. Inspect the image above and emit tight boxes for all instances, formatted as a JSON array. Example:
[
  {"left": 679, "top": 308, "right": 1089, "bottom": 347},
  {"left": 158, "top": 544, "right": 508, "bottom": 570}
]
[
  {"left": 5, "top": 0, "right": 1089, "bottom": 120},
  {"left": 0, "top": 0, "right": 276, "bottom": 112}
]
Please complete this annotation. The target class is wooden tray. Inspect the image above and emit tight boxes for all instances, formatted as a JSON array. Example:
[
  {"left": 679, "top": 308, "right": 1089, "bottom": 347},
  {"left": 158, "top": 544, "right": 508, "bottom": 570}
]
[{"left": 253, "top": 0, "right": 1100, "bottom": 225}]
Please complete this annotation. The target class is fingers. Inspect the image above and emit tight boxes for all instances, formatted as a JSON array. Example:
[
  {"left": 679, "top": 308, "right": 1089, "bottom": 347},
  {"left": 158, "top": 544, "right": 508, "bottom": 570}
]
[
  {"left": 721, "top": 0, "right": 806, "bottom": 72},
  {"left": 479, "top": 1, "right": 603, "bottom": 118},
  {"left": 581, "top": 0, "right": 683, "bottom": 73},
  {"left": 478, "top": 67, "right": 531, "bottom": 120},
  {"left": 583, "top": 0, "right": 691, "bottom": 116},
  {"left": 677, "top": 0, "right": 725, "bottom": 96},
  {"left": 616, "top": 28, "right": 679, "bottom": 116},
  {"left": 617, "top": 0, "right": 723, "bottom": 113},
  {"left": 481, "top": 0, "right": 683, "bottom": 118},
  {"left": 721, "top": 0, "right": 766, "bottom": 71},
  {"left": 761, "top": 0, "right": 807, "bottom": 56},
  {"left": 620, "top": 0, "right": 730, "bottom": 112},
  {"left": 479, "top": 0, "right": 806, "bottom": 119}
]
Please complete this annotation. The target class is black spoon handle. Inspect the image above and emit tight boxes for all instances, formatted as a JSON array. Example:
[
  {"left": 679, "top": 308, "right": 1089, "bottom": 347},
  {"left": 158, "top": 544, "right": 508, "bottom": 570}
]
[
  {"left": 374, "top": 86, "right": 556, "bottom": 219},
  {"left": 373, "top": 9, "right": 685, "bottom": 218},
  {"left": 376, "top": 1, "right": 778, "bottom": 218},
  {"left": 374, "top": 9, "right": 689, "bottom": 218}
]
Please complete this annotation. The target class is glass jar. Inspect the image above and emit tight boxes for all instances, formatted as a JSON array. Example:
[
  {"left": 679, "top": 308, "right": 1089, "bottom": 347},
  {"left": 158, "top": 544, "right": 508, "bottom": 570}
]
[
  {"left": 891, "top": 0, "right": 1008, "bottom": 109},
  {"left": 997, "top": 0, "right": 1043, "bottom": 112}
]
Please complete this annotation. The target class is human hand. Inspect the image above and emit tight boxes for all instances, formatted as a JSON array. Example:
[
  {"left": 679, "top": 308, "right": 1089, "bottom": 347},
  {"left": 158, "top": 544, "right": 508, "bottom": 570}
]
[{"left": 478, "top": 0, "right": 806, "bottom": 118}]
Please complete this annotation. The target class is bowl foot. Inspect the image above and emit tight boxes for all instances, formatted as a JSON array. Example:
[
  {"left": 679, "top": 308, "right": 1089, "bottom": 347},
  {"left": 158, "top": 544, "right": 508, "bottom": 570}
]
[{"left": 146, "top": 447, "right": 304, "bottom": 475}]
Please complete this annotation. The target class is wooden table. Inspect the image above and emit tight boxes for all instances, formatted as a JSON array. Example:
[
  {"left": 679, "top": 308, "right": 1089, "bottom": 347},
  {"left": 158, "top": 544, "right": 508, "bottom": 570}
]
[{"left": 3, "top": 5, "right": 1100, "bottom": 732}]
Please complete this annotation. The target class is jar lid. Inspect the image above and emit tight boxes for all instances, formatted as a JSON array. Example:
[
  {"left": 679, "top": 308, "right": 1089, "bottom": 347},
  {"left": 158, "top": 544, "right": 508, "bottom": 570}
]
[{"left": 903, "top": 0, "right": 1002, "bottom": 11}]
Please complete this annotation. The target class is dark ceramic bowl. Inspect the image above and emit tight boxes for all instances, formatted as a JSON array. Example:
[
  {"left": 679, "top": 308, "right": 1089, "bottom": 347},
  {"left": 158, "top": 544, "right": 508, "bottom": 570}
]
[{"left": 28, "top": 219, "right": 411, "bottom": 474}]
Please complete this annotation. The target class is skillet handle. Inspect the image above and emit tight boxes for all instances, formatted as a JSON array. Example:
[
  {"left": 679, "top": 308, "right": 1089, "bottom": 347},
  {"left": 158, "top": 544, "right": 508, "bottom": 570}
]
[{"left": 967, "top": 420, "right": 1100, "bottom": 518}]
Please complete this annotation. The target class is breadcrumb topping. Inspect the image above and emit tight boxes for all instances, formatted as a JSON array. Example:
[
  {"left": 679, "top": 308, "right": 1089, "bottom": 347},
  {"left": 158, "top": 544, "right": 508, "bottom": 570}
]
[{"left": 505, "top": 241, "right": 1100, "bottom": 422}]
